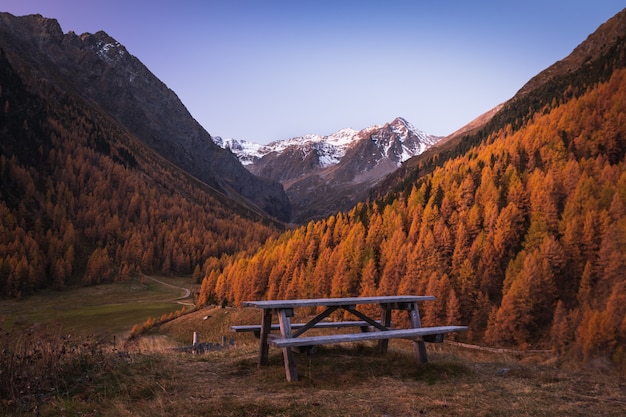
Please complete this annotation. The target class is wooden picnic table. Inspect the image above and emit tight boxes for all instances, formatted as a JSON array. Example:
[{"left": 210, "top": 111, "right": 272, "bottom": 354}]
[{"left": 238, "top": 296, "right": 467, "bottom": 382}]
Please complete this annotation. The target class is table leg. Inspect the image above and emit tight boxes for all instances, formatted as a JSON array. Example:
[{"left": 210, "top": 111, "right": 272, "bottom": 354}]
[
  {"left": 377, "top": 305, "right": 392, "bottom": 353},
  {"left": 258, "top": 308, "right": 272, "bottom": 366},
  {"left": 407, "top": 302, "right": 428, "bottom": 364},
  {"left": 277, "top": 308, "right": 299, "bottom": 382}
]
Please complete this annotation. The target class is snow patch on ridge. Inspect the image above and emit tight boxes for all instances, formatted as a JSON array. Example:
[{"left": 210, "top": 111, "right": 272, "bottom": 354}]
[
  {"left": 215, "top": 127, "right": 361, "bottom": 167},
  {"left": 213, "top": 118, "right": 440, "bottom": 168}
]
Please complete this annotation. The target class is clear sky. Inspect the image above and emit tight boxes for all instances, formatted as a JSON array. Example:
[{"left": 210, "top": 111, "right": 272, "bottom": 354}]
[{"left": 2, "top": 1, "right": 624, "bottom": 143}]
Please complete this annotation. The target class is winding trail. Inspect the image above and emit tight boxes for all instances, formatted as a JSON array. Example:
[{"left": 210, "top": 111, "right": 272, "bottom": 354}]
[{"left": 142, "top": 275, "right": 194, "bottom": 306}]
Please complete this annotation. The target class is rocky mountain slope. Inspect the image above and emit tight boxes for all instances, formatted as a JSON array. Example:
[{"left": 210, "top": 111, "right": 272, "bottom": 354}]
[
  {"left": 0, "top": 12, "right": 291, "bottom": 222},
  {"left": 216, "top": 117, "right": 440, "bottom": 223},
  {"left": 371, "top": 7, "right": 626, "bottom": 202},
  {"left": 0, "top": 22, "right": 288, "bottom": 295},
  {"left": 214, "top": 127, "right": 359, "bottom": 169}
]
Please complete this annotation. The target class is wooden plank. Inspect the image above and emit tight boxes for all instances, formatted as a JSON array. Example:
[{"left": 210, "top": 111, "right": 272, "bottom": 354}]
[
  {"left": 378, "top": 305, "right": 392, "bottom": 353},
  {"left": 258, "top": 308, "right": 272, "bottom": 366},
  {"left": 406, "top": 302, "right": 428, "bottom": 364},
  {"left": 231, "top": 320, "right": 384, "bottom": 333},
  {"left": 344, "top": 307, "right": 388, "bottom": 331},
  {"left": 277, "top": 309, "right": 299, "bottom": 382},
  {"left": 292, "top": 306, "right": 338, "bottom": 338},
  {"left": 242, "top": 296, "right": 436, "bottom": 309},
  {"left": 269, "top": 326, "right": 468, "bottom": 348}
]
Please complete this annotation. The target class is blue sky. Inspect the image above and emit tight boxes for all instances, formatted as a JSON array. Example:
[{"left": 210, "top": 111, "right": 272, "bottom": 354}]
[{"left": 3, "top": 1, "right": 624, "bottom": 143}]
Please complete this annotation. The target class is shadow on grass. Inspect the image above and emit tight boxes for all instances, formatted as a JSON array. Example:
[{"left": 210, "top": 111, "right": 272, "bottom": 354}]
[{"left": 245, "top": 343, "right": 475, "bottom": 388}]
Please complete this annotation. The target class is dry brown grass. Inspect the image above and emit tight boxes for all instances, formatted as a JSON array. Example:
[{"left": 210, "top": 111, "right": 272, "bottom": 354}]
[{"left": 18, "top": 306, "right": 622, "bottom": 417}]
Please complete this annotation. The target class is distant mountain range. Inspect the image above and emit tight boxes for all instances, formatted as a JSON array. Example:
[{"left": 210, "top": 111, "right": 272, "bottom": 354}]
[
  {"left": 214, "top": 117, "right": 440, "bottom": 222},
  {"left": 214, "top": 127, "right": 361, "bottom": 168}
]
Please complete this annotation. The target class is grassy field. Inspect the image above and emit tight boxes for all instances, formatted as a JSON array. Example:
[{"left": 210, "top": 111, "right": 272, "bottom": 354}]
[
  {"left": 2, "top": 290, "right": 625, "bottom": 416},
  {"left": 33, "top": 306, "right": 626, "bottom": 417},
  {"left": 0, "top": 275, "right": 193, "bottom": 340}
]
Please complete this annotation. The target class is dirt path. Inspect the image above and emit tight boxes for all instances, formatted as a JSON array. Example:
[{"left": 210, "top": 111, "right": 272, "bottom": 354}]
[{"left": 142, "top": 275, "right": 194, "bottom": 306}]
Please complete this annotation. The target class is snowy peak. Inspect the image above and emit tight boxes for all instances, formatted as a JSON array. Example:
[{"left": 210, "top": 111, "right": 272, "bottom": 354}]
[
  {"left": 389, "top": 117, "right": 430, "bottom": 142},
  {"left": 368, "top": 117, "right": 440, "bottom": 164},
  {"left": 213, "top": 136, "right": 266, "bottom": 166},
  {"left": 215, "top": 127, "right": 360, "bottom": 168},
  {"left": 89, "top": 32, "right": 125, "bottom": 63},
  {"left": 215, "top": 117, "right": 439, "bottom": 171},
  {"left": 213, "top": 118, "right": 441, "bottom": 223}
]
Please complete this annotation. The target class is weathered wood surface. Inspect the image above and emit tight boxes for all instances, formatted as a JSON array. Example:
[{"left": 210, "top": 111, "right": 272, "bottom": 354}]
[
  {"left": 241, "top": 295, "right": 435, "bottom": 309},
  {"left": 231, "top": 320, "right": 382, "bottom": 332},
  {"left": 278, "top": 307, "right": 298, "bottom": 381},
  {"left": 268, "top": 326, "right": 468, "bottom": 348},
  {"left": 407, "top": 301, "right": 428, "bottom": 363},
  {"left": 240, "top": 296, "right": 467, "bottom": 382},
  {"left": 258, "top": 308, "right": 272, "bottom": 366}
]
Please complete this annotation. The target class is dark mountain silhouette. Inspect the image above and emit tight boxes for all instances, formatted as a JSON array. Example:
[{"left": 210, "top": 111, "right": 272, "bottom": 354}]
[
  {"left": 0, "top": 12, "right": 286, "bottom": 295},
  {"left": 0, "top": 12, "right": 291, "bottom": 222}
]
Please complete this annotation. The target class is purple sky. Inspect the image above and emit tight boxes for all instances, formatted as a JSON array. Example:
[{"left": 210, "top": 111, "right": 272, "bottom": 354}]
[{"left": 3, "top": 1, "right": 624, "bottom": 143}]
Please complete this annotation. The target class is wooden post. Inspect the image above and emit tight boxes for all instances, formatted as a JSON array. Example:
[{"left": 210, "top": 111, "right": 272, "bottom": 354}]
[
  {"left": 258, "top": 309, "right": 272, "bottom": 366},
  {"left": 278, "top": 308, "right": 299, "bottom": 382},
  {"left": 407, "top": 302, "right": 428, "bottom": 364},
  {"left": 378, "top": 305, "right": 392, "bottom": 353},
  {"left": 192, "top": 331, "right": 199, "bottom": 355}
]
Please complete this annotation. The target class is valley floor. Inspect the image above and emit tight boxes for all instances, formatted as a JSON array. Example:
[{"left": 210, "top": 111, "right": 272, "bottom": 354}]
[
  {"left": 28, "top": 306, "right": 626, "bottom": 417},
  {"left": 36, "top": 342, "right": 626, "bottom": 417}
]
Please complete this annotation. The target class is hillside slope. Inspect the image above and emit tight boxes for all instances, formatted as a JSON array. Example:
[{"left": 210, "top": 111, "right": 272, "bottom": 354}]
[
  {"left": 373, "top": 7, "right": 626, "bottom": 202},
  {"left": 0, "top": 12, "right": 291, "bottom": 221},
  {"left": 0, "top": 18, "right": 282, "bottom": 296},
  {"left": 199, "top": 10, "right": 626, "bottom": 362}
]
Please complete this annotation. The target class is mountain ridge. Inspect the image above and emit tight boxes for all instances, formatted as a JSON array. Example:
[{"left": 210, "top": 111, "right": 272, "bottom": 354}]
[
  {"left": 0, "top": 12, "right": 291, "bottom": 222},
  {"left": 214, "top": 117, "right": 440, "bottom": 223},
  {"left": 370, "top": 7, "right": 626, "bottom": 202},
  {"left": 215, "top": 116, "right": 435, "bottom": 169},
  {"left": 0, "top": 42, "right": 283, "bottom": 296}
]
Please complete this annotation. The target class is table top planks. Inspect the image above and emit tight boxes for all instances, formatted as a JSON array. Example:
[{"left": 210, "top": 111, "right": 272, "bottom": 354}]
[{"left": 241, "top": 295, "right": 436, "bottom": 309}]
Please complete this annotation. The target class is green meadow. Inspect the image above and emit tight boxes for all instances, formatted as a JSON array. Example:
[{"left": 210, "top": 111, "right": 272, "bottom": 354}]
[{"left": 0, "top": 276, "right": 192, "bottom": 339}]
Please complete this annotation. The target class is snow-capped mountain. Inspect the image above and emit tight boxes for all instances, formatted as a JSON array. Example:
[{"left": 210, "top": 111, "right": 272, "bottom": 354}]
[
  {"left": 215, "top": 117, "right": 438, "bottom": 171},
  {"left": 214, "top": 117, "right": 441, "bottom": 223},
  {"left": 361, "top": 117, "right": 440, "bottom": 169},
  {"left": 213, "top": 127, "right": 359, "bottom": 168}
]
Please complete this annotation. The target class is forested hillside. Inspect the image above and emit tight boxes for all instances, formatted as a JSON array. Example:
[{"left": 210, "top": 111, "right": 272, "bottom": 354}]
[
  {"left": 0, "top": 48, "right": 281, "bottom": 297},
  {"left": 198, "top": 62, "right": 626, "bottom": 362},
  {"left": 374, "top": 7, "right": 626, "bottom": 202}
]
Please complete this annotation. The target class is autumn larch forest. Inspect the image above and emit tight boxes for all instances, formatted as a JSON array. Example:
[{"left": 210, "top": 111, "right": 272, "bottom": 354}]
[
  {"left": 1, "top": 9, "right": 626, "bottom": 367},
  {"left": 198, "top": 27, "right": 626, "bottom": 363},
  {"left": 0, "top": 46, "right": 282, "bottom": 296}
]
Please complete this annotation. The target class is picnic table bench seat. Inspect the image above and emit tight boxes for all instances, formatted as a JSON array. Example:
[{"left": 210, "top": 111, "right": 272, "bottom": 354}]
[
  {"left": 231, "top": 320, "right": 382, "bottom": 334},
  {"left": 267, "top": 325, "right": 468, "bottom": 348}
]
